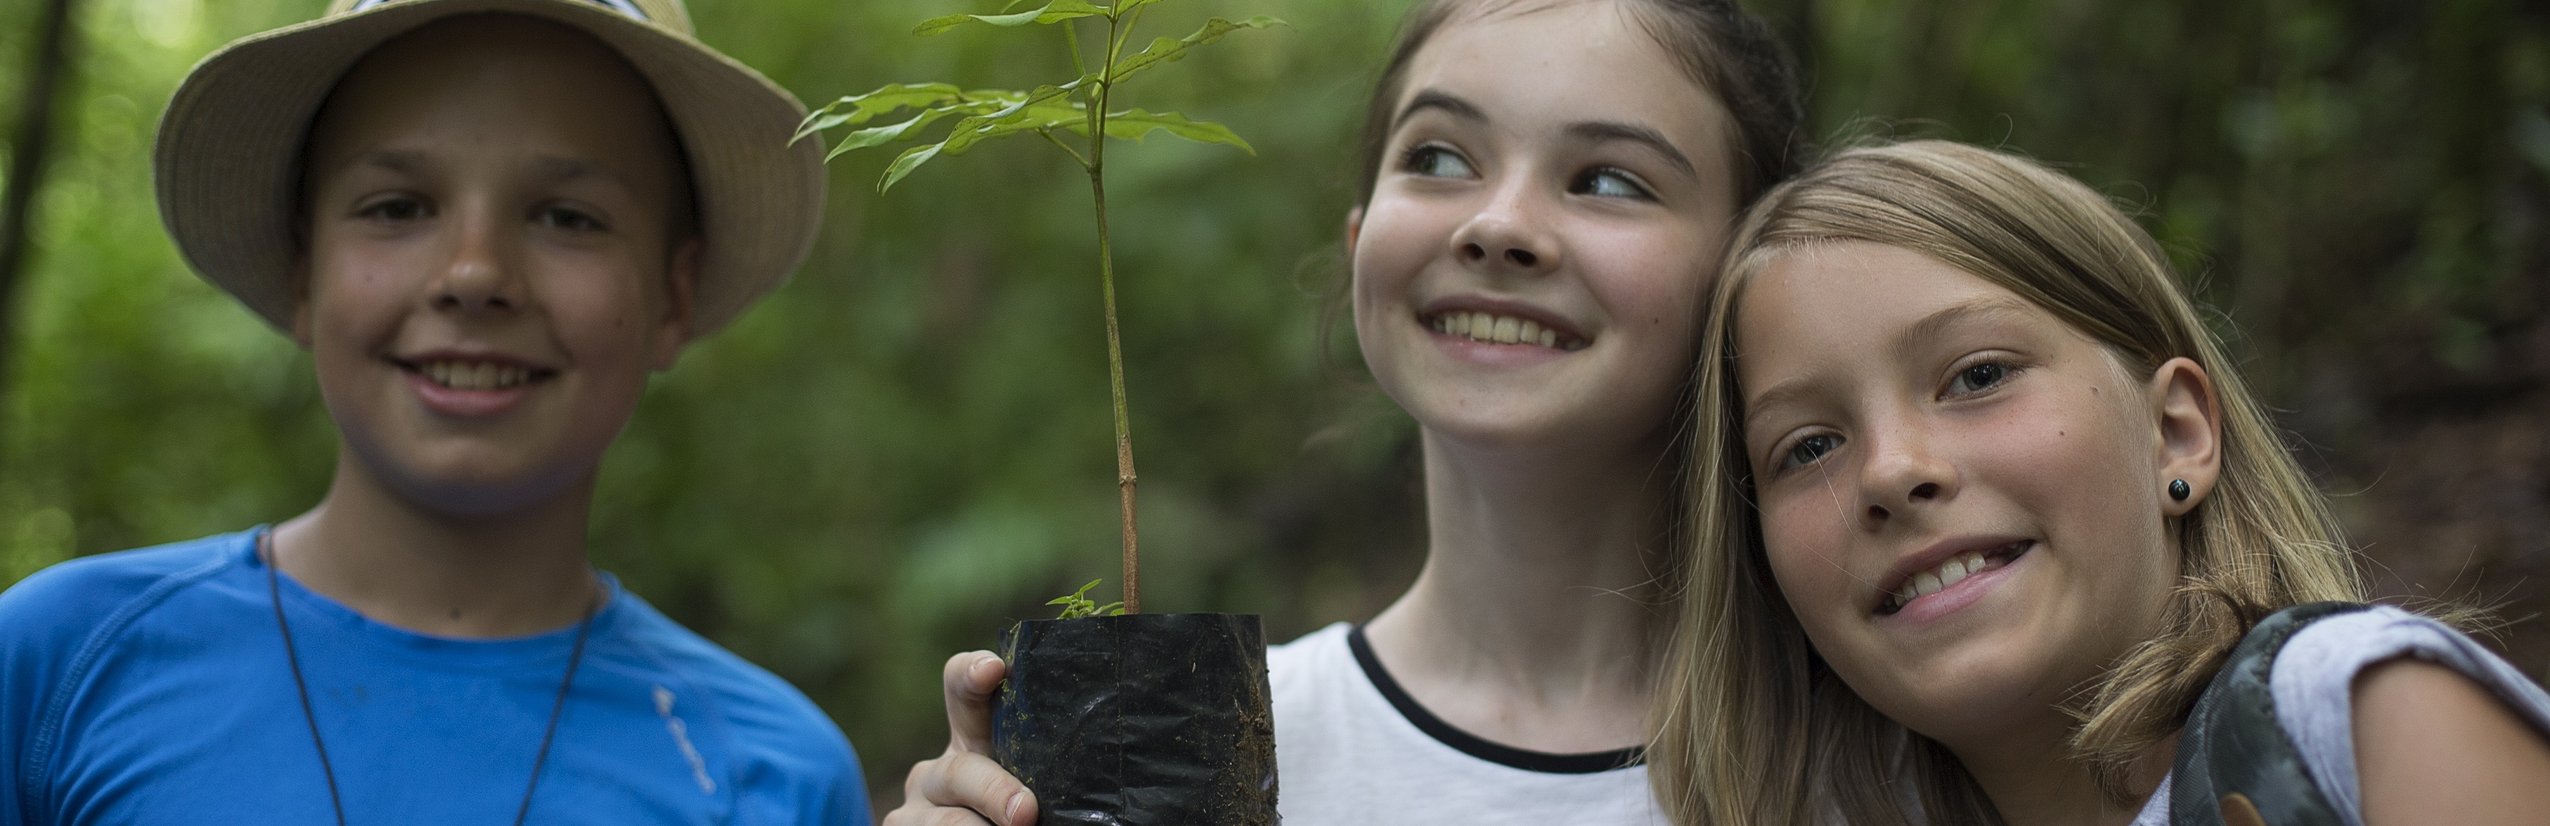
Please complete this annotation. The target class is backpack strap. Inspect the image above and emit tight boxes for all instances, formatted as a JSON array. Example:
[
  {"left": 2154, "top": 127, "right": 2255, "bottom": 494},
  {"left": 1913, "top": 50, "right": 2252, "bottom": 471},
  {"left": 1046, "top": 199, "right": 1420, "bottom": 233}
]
[{"left": 2170, "top": 601, "right": 2374, "bottom": 826}]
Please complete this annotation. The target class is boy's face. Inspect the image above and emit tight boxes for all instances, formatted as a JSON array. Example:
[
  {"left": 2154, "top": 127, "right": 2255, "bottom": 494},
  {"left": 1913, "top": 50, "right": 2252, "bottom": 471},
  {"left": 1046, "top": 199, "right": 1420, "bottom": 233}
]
[{"left": 293, "top": 15, "right": 698, "bottom": 515}]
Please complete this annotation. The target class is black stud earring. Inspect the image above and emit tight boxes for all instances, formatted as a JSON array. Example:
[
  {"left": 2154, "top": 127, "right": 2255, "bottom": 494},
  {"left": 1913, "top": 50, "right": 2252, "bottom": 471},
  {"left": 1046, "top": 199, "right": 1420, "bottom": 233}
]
[{"left": 2169, "top": 479, "right": 2192, "bottom": 502}]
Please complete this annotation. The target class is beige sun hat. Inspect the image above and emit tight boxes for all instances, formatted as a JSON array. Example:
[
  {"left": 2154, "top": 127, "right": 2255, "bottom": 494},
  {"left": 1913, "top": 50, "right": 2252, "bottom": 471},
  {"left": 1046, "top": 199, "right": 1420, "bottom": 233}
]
[{"left": 153, "top": 0, "right": 825, "bottom": 336}]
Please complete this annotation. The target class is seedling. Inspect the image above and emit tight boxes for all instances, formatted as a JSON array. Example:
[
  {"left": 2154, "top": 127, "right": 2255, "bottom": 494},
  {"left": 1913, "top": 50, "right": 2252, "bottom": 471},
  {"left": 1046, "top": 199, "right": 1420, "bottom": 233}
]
[
  {"left": 798, "top": 1, "right": 1278, "bottom": 614},
  {"left": 804, "top": 7, "right": 1286, "bottom": 820},
  {"left": 1047, "top": 579, "right": 1126, "bottom": 620}
]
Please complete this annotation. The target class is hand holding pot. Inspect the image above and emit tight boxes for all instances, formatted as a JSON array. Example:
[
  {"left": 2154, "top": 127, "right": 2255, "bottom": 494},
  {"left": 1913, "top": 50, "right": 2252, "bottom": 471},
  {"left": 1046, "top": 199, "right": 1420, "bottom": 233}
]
[{"left": 884, "top": 651, "right": 1037, "bottom": 826}]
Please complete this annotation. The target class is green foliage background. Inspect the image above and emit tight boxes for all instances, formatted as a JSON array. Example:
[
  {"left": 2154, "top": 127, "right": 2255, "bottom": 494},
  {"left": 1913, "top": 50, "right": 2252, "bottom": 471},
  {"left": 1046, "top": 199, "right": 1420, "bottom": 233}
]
[{"left": 2, "top": 0, "right": 2543, "bottom": 814}]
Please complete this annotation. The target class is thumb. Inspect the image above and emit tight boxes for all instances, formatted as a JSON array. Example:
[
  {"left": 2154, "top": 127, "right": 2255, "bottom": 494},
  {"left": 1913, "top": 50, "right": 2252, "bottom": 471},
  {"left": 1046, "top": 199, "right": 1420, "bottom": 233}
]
[{"left": 942, "top": 650, "right": 1006, "bottom": 755}]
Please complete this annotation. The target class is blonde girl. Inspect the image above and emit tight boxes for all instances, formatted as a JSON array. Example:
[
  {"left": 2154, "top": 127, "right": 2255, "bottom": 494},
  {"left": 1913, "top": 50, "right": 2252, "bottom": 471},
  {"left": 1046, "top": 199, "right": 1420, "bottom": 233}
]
[{"left": 1651, "top": 140, "right": 2550, "bottom": 825}]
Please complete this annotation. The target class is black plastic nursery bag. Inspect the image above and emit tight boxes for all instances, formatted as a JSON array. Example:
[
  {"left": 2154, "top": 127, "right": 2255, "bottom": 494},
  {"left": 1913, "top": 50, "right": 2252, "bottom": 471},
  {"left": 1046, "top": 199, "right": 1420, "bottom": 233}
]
[{"left": 994, "top": 612, "right": 1278, "bottom": 826}]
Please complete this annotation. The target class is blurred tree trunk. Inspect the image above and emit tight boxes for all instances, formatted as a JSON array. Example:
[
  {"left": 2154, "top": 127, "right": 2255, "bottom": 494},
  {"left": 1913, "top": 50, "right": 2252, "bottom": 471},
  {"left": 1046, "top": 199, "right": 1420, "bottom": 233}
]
[{"left": 0, "top": 0, "right": 85, "bottom": 467}]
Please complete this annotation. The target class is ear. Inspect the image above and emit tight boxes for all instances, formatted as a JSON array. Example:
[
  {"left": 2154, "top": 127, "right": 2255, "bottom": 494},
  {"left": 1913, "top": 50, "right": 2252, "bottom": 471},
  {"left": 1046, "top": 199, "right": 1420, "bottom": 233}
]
[
  {"left": 1343, "top": 206, "right": 1364, "bottom": 257},
  {"left": 2148, "top": 356, "right": 2222, "bottom": 516},
  {"left": 650, "top": 237, "right": 700, "bottom": 372},
  {"left": 288, "top": 255, "right": 315, "bottom": 350}
]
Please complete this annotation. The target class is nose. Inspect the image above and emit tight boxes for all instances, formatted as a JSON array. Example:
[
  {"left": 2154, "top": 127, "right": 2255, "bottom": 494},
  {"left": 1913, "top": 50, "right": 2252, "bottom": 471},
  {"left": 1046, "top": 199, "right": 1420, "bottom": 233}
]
[
  {"left": 1857, "top": 420, "right": 1956, "bottom": 527},
  {"left": 1451, "top": 180, "right": 1560, "bottom": 273},
  {"left": 430, "top": 205, "right": 523, "bottom": 313}
]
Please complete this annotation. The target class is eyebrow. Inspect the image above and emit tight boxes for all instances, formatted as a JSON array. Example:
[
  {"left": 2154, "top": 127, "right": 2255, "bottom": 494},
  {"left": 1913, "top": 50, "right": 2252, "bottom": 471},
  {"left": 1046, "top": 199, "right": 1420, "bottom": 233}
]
[
  {"left": 351, "top": 149, "right": 429, "bottom": 176},
  {"left": 1566, "top": 120, "right": 1697, "bottom": 178},
  {"left": 1740, "top": 374, "right": 1815, "bottom": 438},
  {"left": 1894, "top": 296, "right": 2039, "bottom": 356},
  {"left": 346, "top": 150, "right": 626, "bottom": 187},
  {"left": 531, "top": 155, "right": 595, "bottom": 181},
  {"left": 1737, "top": 296, "right": 2041, "bottom": 434},
  {"left": 1394, "top": 89, "right": 1486, "bottom": 130},
  {"left": 1395, "top": 89, "right": 1699, "bottom": 178}
]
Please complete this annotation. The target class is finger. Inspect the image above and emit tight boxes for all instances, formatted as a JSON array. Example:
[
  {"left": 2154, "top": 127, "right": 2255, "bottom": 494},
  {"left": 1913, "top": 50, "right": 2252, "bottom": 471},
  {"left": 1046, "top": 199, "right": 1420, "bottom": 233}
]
[
  {"left": 879, "top": 802, "right": 996, "bottom": 826},
  {"left": 909, "top": 751, "right": 1037, "bottom": 826},
  {"left": 941, "top": 650, "right": 1007, "bottom": 754}
]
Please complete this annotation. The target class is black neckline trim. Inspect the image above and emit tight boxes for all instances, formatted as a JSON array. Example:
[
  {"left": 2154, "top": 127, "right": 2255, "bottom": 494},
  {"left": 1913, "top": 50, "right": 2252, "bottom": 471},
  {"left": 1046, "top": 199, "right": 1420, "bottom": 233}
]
[{"left": 1346, "top": 624, "right": 1646, "bottom": 775}]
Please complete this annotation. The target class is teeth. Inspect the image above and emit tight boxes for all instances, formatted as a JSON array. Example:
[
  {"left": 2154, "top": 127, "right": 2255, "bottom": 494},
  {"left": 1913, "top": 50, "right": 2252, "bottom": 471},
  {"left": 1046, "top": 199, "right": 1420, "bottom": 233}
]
[
  {"left": 416, "top": 360, "right": 536, "bottom": 391},
  {"left": 1890, "top": 549, "right": 2002, "bottom": 609},
  {"left": 1429, "top": 311, "right": 1584, "bottom": 350}
]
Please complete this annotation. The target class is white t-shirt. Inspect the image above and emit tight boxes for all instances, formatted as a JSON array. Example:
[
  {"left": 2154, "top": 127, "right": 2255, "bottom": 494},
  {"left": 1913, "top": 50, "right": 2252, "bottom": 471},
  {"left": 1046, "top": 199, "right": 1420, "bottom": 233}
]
[{"left": 1268, "top": 623, "right": 1667, "bottom": 825}]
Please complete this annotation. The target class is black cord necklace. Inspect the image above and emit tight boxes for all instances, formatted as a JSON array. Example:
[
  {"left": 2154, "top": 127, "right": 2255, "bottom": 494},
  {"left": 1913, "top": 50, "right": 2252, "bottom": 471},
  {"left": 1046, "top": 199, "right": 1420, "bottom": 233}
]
[{"left": 261, "top": 532, "right": 597, "bottom": 826}]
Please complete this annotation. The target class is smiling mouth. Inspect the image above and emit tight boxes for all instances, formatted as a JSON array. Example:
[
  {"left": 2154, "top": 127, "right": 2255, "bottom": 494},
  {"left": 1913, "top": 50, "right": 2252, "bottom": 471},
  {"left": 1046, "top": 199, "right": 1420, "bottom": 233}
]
[
  {"left": 395, "top": 358, "right": 555, "bottom": 391},
  {"left": 1425, "top": 310, "right": 1589, "bottom": 351},
  {"left": 1879, "top": 540, "right": 2031, "bottom": 615}
]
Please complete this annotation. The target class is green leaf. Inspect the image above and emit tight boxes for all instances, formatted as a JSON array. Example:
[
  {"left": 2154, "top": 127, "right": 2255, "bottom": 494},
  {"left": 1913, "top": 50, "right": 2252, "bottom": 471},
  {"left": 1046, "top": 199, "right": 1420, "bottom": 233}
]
[
  {"left": 915, "top": 0, "right": 1109, "bottom": 36},
  {"left": 1107, "top": 16, "right": 1283, "bottom": 84},
  {"left": 842, "top": 82, "right": 970, "bottom": 114},
  {"left": 794, "top": 82, "right": 966, "bottom": 144},
  {"left": 946, "top": 103, "right": 1087, "bottom": 157},
  {"left": 878, "top": 141, "right": 947, "bottom": 192},
  {"left": 1099, "top": 109, "right": 1255, "bottom": 154},
  {"left": 795, "top": 108, "right": 857, "bottom": 145},
  {"left": 933, "top": 80, "right": 1098, "bottom": 157},
  {"left": 979, "top": 77, "right": 1095, "bottom": 122},
  {"left": 826, "top": 108, "right": 963, "bottom": 162},
  {"left": 1044, "top": 580, "right": 1124, "bottom": 620}
]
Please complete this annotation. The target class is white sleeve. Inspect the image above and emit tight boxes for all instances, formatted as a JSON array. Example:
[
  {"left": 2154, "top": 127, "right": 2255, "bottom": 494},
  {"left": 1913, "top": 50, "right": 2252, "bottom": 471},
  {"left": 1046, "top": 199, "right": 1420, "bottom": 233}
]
[{"left": 2270, "top": 605, "right": 2550, "bottom": 826}]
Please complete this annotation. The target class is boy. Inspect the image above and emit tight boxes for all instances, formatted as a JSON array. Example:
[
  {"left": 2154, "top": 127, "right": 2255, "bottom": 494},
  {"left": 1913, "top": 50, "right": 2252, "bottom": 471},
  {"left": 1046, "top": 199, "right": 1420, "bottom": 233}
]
[{"left": 0, "top": 0, "right": 865, "bottom": 822}]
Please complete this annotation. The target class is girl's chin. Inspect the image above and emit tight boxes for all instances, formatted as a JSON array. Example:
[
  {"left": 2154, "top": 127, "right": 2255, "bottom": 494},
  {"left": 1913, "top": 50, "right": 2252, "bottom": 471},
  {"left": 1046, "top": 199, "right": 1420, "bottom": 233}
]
[
  {"left": 1848, "top": 663, "right": 2102, "bottom": 753},
  {"left": 1412, "top": 407, "right": 1668, "bottom": 458}
]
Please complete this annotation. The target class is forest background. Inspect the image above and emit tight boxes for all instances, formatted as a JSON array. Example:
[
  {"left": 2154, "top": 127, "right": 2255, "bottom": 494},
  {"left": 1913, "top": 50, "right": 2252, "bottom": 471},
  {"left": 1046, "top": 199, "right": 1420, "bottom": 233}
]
[{"left": 2, "top": 0, "right": 2544, "bottom": 813}]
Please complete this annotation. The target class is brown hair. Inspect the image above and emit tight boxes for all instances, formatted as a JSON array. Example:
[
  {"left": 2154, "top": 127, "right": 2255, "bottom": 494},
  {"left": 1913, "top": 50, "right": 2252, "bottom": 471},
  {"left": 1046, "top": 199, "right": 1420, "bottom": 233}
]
[{"left": 1648, "top": 140, "right": 2367, "bottom": 825}]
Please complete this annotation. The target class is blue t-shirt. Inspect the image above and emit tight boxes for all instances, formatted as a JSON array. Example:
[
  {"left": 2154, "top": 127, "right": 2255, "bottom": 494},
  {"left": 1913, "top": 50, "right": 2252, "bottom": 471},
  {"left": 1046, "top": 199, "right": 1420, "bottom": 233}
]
[{"left": 0, "top": 528, "right": 870, "bottom": 825}]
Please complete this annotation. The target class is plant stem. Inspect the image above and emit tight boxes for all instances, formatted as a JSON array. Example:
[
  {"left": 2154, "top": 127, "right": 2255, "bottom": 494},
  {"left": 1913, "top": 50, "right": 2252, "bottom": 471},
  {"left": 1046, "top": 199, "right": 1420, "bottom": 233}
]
[
  {"left": 1095, "top": 5, "right": 1139, "bottom": 614},
  {"left": 1064, "top": 19, "right": 1087, "bottom": 77},
  {"left": 1036, "top": 127, "right": 1091, "bottom": 170}
]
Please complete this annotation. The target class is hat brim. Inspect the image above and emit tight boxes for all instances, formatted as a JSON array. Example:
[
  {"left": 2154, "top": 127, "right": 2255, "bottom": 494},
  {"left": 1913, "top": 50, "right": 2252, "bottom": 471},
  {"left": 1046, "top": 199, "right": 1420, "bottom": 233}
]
[{"left": 154, "top": 0, "right": 825, "bottom": 335}]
